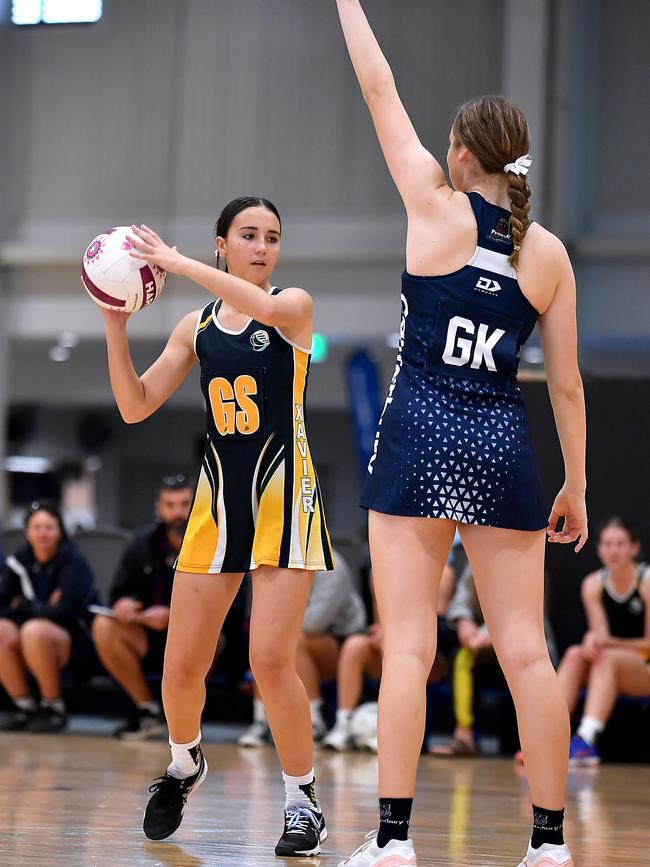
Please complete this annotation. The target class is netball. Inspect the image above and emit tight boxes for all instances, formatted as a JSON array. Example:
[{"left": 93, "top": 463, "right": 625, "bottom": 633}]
[{"left": 81, "top": 226, "right": 166, "bottom": 312}]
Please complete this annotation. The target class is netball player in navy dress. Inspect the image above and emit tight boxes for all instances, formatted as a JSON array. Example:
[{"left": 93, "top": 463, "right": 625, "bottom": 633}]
[
  {"left": 101, "top": 197, "right": 332, "bottom": 858},
  {"left": 335, "top": 3, "right": 587, "bottom": 866}
]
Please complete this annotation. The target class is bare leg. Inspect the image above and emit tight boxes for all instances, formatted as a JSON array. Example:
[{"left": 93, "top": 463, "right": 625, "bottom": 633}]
[
  {"left": 583, "top": 648, "right": 650, "bottom": 724},
  {"left": 92, "top": 615, "right": 151, "bottom": 705},
  {"left": 370, "top": 511, "right": 456, "bottom": 797},
  {"left": 337, "top": 634, "right": 382, "bottom": 710},
  {"left": 460, "top": 525, "right": 569, "bottom": 810},
  {"left": 557, "top": 644, "right": 591, "bottom": 716},
  {"left": 249, "top": 566, "right": 313, "bottom": 776},
  {"left": 162, "top": 571, "right": 244, "bottom": 743},
  {"left": 20, "top": 619, "right": 71, "bottom": 700},
  {"left": 0, "top": 619, "right": 30, "bottom": 699},
  {"left": 296, "top": 633, "right": 340, "bottom": 700}
]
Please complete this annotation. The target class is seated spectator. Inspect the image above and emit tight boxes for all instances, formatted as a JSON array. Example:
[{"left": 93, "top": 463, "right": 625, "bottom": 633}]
[
  {"left": 92, "top": 475, "right": 193, "bottom": 740},
  {"left": 557, "top": 517, "right": 650, "bottom": 766},
  {"left": 0, "top": 501, "right": 97, "bottom": 732},
  {"left": 238, "top": 549, "right": 367, "bottom": 747},
  {"left": 429, "top": 562, "right": 498, "bottom": 757},
  {"left": 321, "top": 561, "right": 456, "bottom": 752}
]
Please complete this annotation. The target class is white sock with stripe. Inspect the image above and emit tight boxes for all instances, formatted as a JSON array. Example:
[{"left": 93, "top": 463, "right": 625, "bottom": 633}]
[
  {"left": 577, "top": 716, "right": 604, "bottom": 746},
  {"left": 168, "top": 732, "right": 202, "bottom": 779},
  {"left": 282, "top": 768, "right": 319, "bottom": 810}
]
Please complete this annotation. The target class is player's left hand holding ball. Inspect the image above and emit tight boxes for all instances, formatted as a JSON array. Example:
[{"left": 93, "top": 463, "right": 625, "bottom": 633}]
[{"left": 128, "top": 224, "right": 185, "bottom": 275}]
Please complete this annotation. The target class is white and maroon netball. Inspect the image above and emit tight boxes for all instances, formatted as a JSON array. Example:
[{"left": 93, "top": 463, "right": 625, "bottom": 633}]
[{"left": 81, "top": 226, "right": 166, "bottom": 312}]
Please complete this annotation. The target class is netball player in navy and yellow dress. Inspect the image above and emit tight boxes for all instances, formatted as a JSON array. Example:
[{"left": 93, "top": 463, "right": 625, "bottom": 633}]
[
  {"left": 334, "top": 3, "right": 587, "bottom": 867},
  {"left": 100, "top": 197, "right": 333, "bottom": 858}
]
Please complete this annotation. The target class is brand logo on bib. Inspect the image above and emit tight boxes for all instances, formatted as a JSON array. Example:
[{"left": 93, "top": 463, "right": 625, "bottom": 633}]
[
  {"left": 474, "top": 276, "right": 501, "bottom": 294},
  {"left": 250, "top": 330, "right": 270, "bottom": 352}
]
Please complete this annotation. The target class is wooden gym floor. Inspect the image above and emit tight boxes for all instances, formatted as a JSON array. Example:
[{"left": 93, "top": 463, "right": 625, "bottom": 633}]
[{"left": 0, "top": 723, "right": 648, "bottom": 866}]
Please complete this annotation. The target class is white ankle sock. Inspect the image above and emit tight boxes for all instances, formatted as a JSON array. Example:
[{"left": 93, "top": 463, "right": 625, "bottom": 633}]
[
  {"left": 282, "top": 768, "right": 318, "bottom": 810},
  {"left": 310, "top": 699, "right": 325, "bottom": 726},
  {"left": 335, "top": 709, "right": 353, "bottom": 729},
  {"left": 41, "top": 697, "right": 65, "bottom": 713},
  {"left": 577, "top": 716, "right": 604, "bottom": 746},
  {"left": 14, "top": 695, "right": 37, "bottom": 712},
  {"left": 137, "top": 700, "right": 160, "bottom": 715},
  {"left": 253, "top": 699, "right": 268, "bottom": 724},
  {"left": 168, "top": 732, "right": 201, "bottom": 779}
]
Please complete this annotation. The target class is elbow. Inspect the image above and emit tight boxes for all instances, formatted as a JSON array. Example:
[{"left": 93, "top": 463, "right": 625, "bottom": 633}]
[
  {"left": 548, "top": 373, "right": 584, "bottom": 403},
  {"left": 362, "top": 74, "right": 395, "bottom": 106},
  {"left": 118, "top": 405, "right": 146, "bottom": 425}
]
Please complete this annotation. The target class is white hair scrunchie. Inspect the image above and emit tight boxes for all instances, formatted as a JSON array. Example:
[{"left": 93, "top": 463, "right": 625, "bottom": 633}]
[{"left": 504, "top": 154, "right": 532, "bottom": 176}]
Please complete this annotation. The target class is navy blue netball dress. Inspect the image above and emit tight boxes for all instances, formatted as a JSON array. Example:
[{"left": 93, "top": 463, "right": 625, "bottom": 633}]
[{"left": 360, "top": 192, "right": 547, "bottom": 531}]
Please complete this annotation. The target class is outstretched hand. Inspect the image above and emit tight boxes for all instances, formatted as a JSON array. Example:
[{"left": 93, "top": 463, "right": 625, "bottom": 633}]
[
  {"left": 128, "top": 224, "right": 185, "bottom": 274},
  {"left": 547, "top": 486, "right": 588, "bottom": 553}
]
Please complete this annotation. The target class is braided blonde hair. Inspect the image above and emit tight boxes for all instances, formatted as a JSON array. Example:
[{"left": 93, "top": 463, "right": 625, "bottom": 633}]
[{"left": 453, "top": 95, "right": 531, "bottom": 269}]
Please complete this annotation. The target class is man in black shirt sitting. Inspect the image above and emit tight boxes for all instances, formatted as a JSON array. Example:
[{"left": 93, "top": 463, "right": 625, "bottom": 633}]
[{"left": 92, "top": 476, "right": 192, "bottom": 739}]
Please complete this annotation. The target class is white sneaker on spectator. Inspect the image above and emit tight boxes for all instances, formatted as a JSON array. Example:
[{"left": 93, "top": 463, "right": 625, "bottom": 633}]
[
  {"left": 238, "top": 720, "right": 271, "bottom": 747},
  {"left": 338, "top": 831, "right": 417, "bottom": 866},
  {"left": 355, "top": 734, "right": 378, "bottom": 753},
  {"left": 312, "top": 713, "right": 327, "bottom": 742},
  {"left": 310, "top": 703, "right": 328, "bottom": 742},
  {"left": 322, "top": 723, "right": 355, "bottom": 752}
]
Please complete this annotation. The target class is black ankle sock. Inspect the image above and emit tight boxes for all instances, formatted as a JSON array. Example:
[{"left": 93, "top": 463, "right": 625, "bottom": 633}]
[
  {"left": 531, "top": 804, "right": 565, "bottom": 849},
  {"left": 377, "top": 797, "right": 412, "bottom": 847}
]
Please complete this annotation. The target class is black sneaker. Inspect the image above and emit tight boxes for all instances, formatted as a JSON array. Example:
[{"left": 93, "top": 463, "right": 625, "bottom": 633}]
[
  {"left": 114, "top": 708, "right": 166, "bottom": 741},
  {"left": 1, "top": 705, "right": 38, "bottom": 731},
  {"left": 274, "top": 804, "right": 328, "bottom": 857},
  {"left": 143, "top": 749, "right": 208, "bottom": 840},
  {"left": 26, "top": 706, "right": 68, "bottom": 733}
]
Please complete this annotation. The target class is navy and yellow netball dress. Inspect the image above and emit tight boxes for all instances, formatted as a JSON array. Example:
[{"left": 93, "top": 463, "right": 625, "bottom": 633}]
[
  {"left": 177, "top": 288, "right": 334, "bottom": 574},
  {"left": 361, "top": 192, "right": 546, "bottom": 531}
]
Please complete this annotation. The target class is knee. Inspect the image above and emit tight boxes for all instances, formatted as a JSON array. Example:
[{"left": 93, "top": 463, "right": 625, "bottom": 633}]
[
  {"left": 249, "top": 641, "right": 294, "bottom": 687},
  {"left": 382, "top": 634, "right": 437, "bottom": 673},
  {"left": 20, "top": 618, "right": 58, "bottom": 647},
  {"left": 0, "top": 619, "right": 20, "bottom": 653},
  {"left": 341, "top": 634, "right": 371, "bottom": 661},
  {"left": 498, "top": 637, "right": 549, "bottom": 682},
  {"left": 593, "top": 648, "right": 622, "bottom": 670},
  {"left": 162, "top": 651, "right": 201, "bottom": 693},
  {"left": 91, "top": 614, "right": 119, "bottom": 648},
  {"left": 562, "top": 645, "right": 585, "bottom": 667}
]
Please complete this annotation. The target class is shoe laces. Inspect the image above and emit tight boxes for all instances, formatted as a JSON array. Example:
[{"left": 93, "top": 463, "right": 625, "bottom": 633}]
[
  {"left": 284, "top": 805, "right": 320, "bottom": 835},
  {"left": 148, "top": 773, "right": 189, "bottom": 807},
  {"left": 346, "top": 830, "right": 378, "bottom": 858}
]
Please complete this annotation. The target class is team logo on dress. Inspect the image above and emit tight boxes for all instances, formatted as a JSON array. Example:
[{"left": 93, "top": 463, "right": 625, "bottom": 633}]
[
  {"left": 474, "top": 276, "right": 502, "bottom": 294},
  {"left": 250, "top": 329, "right": 270, "bottom": 351},
  {"left": 629, "top": 597, "right": 643, "bottom": 615},
  {"left": 489, "top": 216, "right": 512, "bottom": 245}
]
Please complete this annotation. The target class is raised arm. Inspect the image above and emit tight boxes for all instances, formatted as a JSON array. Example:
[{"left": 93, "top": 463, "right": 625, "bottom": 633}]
[
  {"left": 335, "top": 0, "right": 448, "bottom": 208},
  {"left": 538, "top": 243, "right": 588, "bottom": 552},
  {"left": 102, "top": 309, "right": 198, "bottom": 424},
  {"left": 128, "top": 225, "right": 312, "bottom": 332}
]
